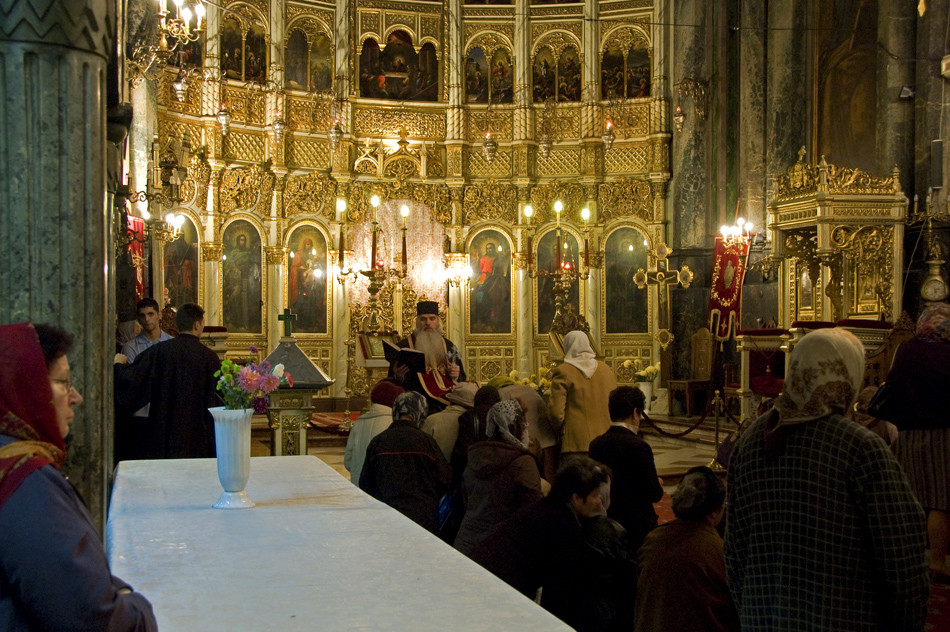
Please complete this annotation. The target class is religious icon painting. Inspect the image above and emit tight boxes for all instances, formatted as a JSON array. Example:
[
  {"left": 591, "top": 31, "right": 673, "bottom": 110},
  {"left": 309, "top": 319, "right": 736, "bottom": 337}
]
[
  {"left": 489, "top": 49, "right": 514, "bottom": 104},
  {"left": 222, "top": 220, "right": 263, "bottom": 334},
  {"left": 220, "top": 16, "right": 243, "bottom": 80},
  {"left": 415, "top": 43, "right": 439, "bottom": 101},
  {"left": 465, "top": 48, "right": 490, "bottom": 103},
  {"left": 468, "top": 229, "right": 512, "bottom": 335},
  {"left": 287, "top": 226, "right": 328, "bottom": 334},
  {"left": 308, "top": 34, "right": 333, "bottom": 93},
  {"left": 244, "top": 23, "right": 268, "bottom": 83},
  {"left": 557, "top": 46, "right": 581, "bottom": 102},
  {"left": 626, "top": 47, "right": 651, "bottom": 99},
  {"left": 604, "top": 227, "right": 649, "bottom": 334},
  {"left": 284, "top": 29, "right": 309, "bottom": 90},
  {"left": 601, "top": 43, "right": 626, "bottom": 100},
  {"left": 532, "top": 47, "right": 556, "bottom": 103},
  {"left": 163, "top": 215, "right": 199, "bottom": 310},
  {"left": 536, "top": 230, "right": 580, "bottom": 335}
]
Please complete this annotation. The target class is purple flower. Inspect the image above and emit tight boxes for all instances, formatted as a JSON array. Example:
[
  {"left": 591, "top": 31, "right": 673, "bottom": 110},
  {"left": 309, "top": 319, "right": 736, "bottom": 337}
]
[
  {"left": 249, "top": 346, "right": 259, "bottom": 354},
  {"left": 259, "top": 372, "right": 280, "bottom": 394},
  {"left": 252, "top": 396, "right": 269, "bottom": 415}
]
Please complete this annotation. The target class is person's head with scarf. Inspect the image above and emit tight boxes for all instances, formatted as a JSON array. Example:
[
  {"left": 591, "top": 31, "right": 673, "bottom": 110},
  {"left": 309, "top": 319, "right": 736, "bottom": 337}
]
[
  {"left": 486, "top": 399, "right": 529, "bottom": 448},
  {"left": 0, "top": 323, "right": 83, "bottom": 506},
  {"left": 391, "top": 391, "right": 428, "bottom": 428},
  {"left": 672, "top": 465, "right": 726, "bottom": 525},
  {"left": 916, "top": 302, "right": 950, "bottom": 343},
  {"left": 562, "top": 330, "right": 598, "bottom": 379},
  {"left": 550, "top": 456, "right": 613, "bottom": 518},
  {"left": 765, "top": 327, "right": 865, "bottom": 456}
]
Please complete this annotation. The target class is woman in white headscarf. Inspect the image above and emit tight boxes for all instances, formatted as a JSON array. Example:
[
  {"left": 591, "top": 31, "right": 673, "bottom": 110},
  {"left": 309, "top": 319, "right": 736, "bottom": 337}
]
[
  {"left": 549, "top": 330, "right": 617, "bottom": 458},
  {"left": 724, "top": 328, "right": 929, "bottom": 632}
]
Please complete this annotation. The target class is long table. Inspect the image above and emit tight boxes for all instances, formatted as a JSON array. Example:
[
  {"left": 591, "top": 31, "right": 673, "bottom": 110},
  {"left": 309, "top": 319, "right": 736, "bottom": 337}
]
[{"left": 106, "top": 456, "right": 571, "bottom": 631}]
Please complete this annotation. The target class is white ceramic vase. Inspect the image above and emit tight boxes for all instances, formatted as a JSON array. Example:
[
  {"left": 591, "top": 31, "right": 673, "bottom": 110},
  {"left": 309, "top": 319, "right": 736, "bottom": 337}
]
[
  {"left": 209, "top": 406, "right": 255, "bottom": 509},
  {"left": 638, "top": 381, "right": 654, "bottom": 414}
]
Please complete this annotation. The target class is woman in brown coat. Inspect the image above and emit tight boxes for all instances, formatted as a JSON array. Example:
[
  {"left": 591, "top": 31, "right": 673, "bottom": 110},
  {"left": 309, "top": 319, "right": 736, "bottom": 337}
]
[{"left": 549, "top": 330, "right": 617, "bottom": 457}]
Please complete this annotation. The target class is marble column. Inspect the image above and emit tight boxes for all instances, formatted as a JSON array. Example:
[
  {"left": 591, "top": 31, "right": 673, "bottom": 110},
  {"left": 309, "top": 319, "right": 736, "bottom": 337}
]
[
  {"left": 264, "top": 246, "right": 286, "bottom": 351},
  {"left": 0, "top": 0, "right": 115, "bottom": 531},
  {"left": 515, "top": 263, "right": 534, "bottom": 377},
  {"left": 876, "top": 0, "right": 916, "bottom": 188},
  {"left": 737, "top": 0, "right": 767, "bottom": 229},
  {"left": 914, "top": 0, "right": 949, "bottom": 208},
  {"left": 331, "top": 276, "right": 349, "bottom": 398},
  {"left": 201, "top": 242, "right": 224, "bottom": 325}
]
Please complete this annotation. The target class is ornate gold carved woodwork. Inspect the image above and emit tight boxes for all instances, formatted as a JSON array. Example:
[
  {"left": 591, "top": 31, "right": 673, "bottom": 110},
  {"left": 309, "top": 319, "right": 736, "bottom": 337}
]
[
  {"left": 604, "top": 102, "right": 650, "bottom": 138},
  {"left": 468, "top": 148, "right": 510, "bottom": 178},
  {"left": 201, "top": 242, "right": 224, "bottom": 261},
  {"left": 286, "top": 94, "right": 332, "bottom": 133},
  {"left": 528, "top": 181, "right": 585, "bottom": 225},
  {"left": 604, "top": 145, "right": 650, "bottom": 174},
  {"left": 157, "top": 70, "right": 201, "bottom": 115},
  {"left": 601, "top": 26, "right": 651, "bottom": 53},
  {"left": 264, "top": 246, "right": 287, "bottom": 265},
  {"left": 465, "top": 30, "right": 515, "bottom": 56},
  {"left": 286, "top": 4, "right": 332, "bottom": 24},
  {"left": 222, "top": 131, "right": 265, "bottom": 163},
  {"left": 590, "top": 252, "right": 604, "bottom": 269},
  {"left": 830, "top": 225, "right": 895, "bottom": 318},
  {"left": 219, "top": 164, "right": 275, "bottom": 220},
  {"left": 464, "top": 345, "right": 515, "bottom": 383},
  {"left": 384, "top": 13, "right": 417, "bottom": 40},
  {"left": 468, "top": 108, "right": 512, "bottom": 142},
  {"left": 283, "top": 172, "right": 336, "bottom": 220},
  {"left": 287, "top": 137, "right": 330, "bottom": 168},
  {"left": 513, "top": 252, "right": 527, "bottom": 270},
  {"left": 420, "top": 16, "right": 441, "bottom": 41},
  {"left": 157, "top": 119, "right": 201, "bottom": 157},
  {"left": 353, "top": 108, "right": 445, "bottom": 139},
  {"left": 230, "top": 0, "right": 268, "bottom": 20},
  {"left": 180, "top": 152, "right": 211, "bottom": 212},
  {"left": 581, "top": 144, "right": 603, "bottom": 178},
  {"left": 532, "top": 29, "right": 583, "bottom": 59},
  {"left": 597, "top": 177, "right": 653, "bottom": 223},
  {"left": 360, "top": 12, "right": 381, "bottom": 38},
  {"left": 530, "top": 5, "right": 584, "bottom": 17},
  {"left": 775, "top": 148, "right": 900, "bottom": 201},
  {"left": 462, "top": 180, "right": 518, "bottom": 224},
  {"left": 600, "top": 1, "right": 654, "bottom": 11},
  {"left": 538, "top": 149, "right": 581, "bottom": 177},
  {"left": 343, "top": 180, "right": 451, "bottom": 226},
  {"left": 222, "top": 85, "right": 267, "bottom": 127},
  {"left": 401, "top": 285, "right": 422, "bottom": 338},
  {"left": 284, "top": 15, "right": 331, "bottom": 45},
  {"left": 650, "top": 137, "right": 670, "bottom": 172}
]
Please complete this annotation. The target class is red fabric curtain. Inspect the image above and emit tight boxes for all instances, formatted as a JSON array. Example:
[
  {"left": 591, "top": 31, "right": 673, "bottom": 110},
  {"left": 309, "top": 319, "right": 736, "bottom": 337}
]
[{"left": 708, "top": 236, "right": 751, "bottom": 342}]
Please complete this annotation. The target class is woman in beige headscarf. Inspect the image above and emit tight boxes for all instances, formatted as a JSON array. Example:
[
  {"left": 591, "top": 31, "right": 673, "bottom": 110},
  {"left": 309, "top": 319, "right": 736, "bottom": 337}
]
[{"left": 549, "top": 330, "right": 617, "bottom": 459}]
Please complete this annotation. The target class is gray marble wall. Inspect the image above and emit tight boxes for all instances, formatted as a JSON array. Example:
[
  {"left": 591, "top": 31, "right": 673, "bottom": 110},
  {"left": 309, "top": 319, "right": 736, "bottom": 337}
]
[{"left": 0, "top": 0, "right": 116, "bottom": 532}]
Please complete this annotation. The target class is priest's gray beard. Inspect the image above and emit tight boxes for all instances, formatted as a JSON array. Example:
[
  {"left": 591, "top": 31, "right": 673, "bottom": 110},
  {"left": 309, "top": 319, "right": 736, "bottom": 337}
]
[{"left": 414, "top": 329, "right": 448, "bottom": 373}]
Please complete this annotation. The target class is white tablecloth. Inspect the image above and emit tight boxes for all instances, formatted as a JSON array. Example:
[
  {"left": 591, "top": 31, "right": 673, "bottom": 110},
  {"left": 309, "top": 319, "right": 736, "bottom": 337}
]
[{"left": 106, "top": 456, "right": 570, "bottom": 631}]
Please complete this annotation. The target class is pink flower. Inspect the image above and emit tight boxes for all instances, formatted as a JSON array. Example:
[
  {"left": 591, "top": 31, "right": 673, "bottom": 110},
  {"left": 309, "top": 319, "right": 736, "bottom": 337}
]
[
  {"left": 237, "top": 366, "right": 262, "bottom": 392},
  {"left": 259, "top": 372, "right": 280, "bottom": 394}
]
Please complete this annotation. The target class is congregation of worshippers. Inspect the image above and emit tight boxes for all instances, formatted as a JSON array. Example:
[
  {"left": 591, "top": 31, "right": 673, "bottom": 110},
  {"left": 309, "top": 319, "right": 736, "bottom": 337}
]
[{"left": 3, "top": 297, "right": 949, "bottom": 631}]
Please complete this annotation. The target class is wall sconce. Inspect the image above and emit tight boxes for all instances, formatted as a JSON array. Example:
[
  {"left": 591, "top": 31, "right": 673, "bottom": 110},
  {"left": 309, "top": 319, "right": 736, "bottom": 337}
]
[
  {"left": 216, "top": 103, "right": 232, "bottom": 136},
  {"left": 602, "top": 120, "right": 615, "bottom": 152},
  {"left": 720, "top": 217, "right": 754, "bottom": 245},
  {"left": 444, "top": 252, "right": 471, "bottom": 288},
  {"left": 673, "top": 106, "right": 686, "bottom": 132},
  {"left": 538, "top": 134, "right": 552, "bottom": 159},
  {"left": 172, "top": 70, "right": 190, "bottom": 102},
  {"left": 483, "top": 129, "right": 498, "bottom": 163}
]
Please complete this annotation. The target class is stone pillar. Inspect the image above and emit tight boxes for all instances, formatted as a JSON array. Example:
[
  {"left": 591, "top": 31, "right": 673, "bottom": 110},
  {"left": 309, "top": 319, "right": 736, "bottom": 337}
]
[
  {"left": 515, "top": 261, "right": 534, "bottom": 377},
  {"left": 447, "top": 284, "right": 464, "bottom": 353},
  {"left": 915, "top": 0, "right": 949, "bottom": 208},
  {"left": 738, "top": 0, "right": 768, "bottom": 229},
  {"left": 201, "top": 242, "right": 224, "bottom": 325},
  {"left": 876, "top": 0, "right": 915, "bottom": 188},
  {"left": 444, "top": 0, "right": 464, "bottom": 179},
  {"left": 332, "top": 274, "right": 349, "bottom": 398},
  {"left": 765, "top": 0, "right": 808, "bottom": 199},
  {"left": 0, "top": 0, "right": 115, "bottom": 531}
]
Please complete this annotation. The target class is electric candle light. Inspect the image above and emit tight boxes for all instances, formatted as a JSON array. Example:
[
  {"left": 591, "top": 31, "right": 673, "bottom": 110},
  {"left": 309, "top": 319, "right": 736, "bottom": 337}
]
[
  {"left": 581, "top": 207, "right": 590, "bottom": 269},
  {"left": 400, "top": 205, "right": 409, "bottom": 270},
  {"left": 554, "top": 201, "right": 563, "bottom": 270},
  {"left": 523, "top": 204, "right": 534, "bottom": 266},
  {"left": 195, "top": 2, "right": 204, "bottom": 30},
  {"left": 370, "top": 195, "right": 380, "bottom": 269}
]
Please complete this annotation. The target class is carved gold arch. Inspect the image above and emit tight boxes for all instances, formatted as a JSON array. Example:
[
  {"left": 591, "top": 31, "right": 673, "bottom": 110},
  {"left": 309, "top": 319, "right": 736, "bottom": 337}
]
[
  {"left": 282, "top": 172, "right": 337, "bottom": 221},
  {"left": 217, "top": 164, "right": 276, "bottom": 237},
  {"left": 463, "top": 179, "right": 518, "bottom": 224},
  {"left": 598, "top": 177, "right": 654, "bottom": 223},
  {"left": 601, "top": 25, "right": 651, "bottom": 55},
  {"left": 383, "top": 24, "right": 419, "bottom": 47},
  {"left": 532, "top": 30, "right": 583, "bottom": 61},
  {"left": 528, "top": 180, "right": 586, "bottom": 225},
  {"left": 179, "top": 150, "right": 211, "bottom": 212},
  {"left": 344, "top": 180, "right": 452, "bottom": 225},
  {"left": 465, "top": 31, "right": 515, "bottom": 58},
  {"left": 284, "top": 15, "right": 332, "bottom": 45},
  {"left": 222, "top": 1, "right": 268, "bottom": 35}
]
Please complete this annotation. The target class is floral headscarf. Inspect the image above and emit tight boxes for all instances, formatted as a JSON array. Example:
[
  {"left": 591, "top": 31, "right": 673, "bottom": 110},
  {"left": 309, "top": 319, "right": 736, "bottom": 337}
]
[
  {"left": 0, "top": 323, "right": 66, "bottom": 508},
  {"left": 391, "top": 391, "right": 428, "bottom": 427},
  {"left": 562, "top": 330, "right": 598, "bottom": 379},
  {"left": 486, "top": 399, "right": 528, "bottom": 448},
  {"left": 916, "top": 302, "right": 950, "bottom": 343},
  {"left": 765, "top": 328, "right": 865, "bottom": 456}
]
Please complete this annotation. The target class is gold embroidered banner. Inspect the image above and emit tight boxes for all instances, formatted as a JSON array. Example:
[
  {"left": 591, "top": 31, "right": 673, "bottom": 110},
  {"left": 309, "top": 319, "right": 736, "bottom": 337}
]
[{"left": 708, "top": 236, "right": 751, "bottom": 341}]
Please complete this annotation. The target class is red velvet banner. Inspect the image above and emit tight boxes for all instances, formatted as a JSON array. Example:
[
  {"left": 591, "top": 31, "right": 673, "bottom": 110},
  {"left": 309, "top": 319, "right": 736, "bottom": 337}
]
[
  {"left": 708, "top": 236, "right": 751, "bottom": 341},
  {"left": 127, "top": 216, "right": 146, "bottom": 301}
]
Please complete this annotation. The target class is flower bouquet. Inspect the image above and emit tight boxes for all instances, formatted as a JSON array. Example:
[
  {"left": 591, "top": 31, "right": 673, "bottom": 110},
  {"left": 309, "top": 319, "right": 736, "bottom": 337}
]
[
  {"left": 622, "top": 359, "right": 660, "bottom": 383},
  {"left": 214, "top": 347, "right": 292, "bottom": 414},
  {"left": 509, "top": 370, "right": 552, "bottom": 397}
]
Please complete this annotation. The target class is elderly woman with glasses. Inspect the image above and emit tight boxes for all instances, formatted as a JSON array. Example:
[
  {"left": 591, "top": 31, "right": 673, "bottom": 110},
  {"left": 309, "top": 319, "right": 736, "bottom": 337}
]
[{"left": 0, "top": 323, "right": 157, "bottom": 631}]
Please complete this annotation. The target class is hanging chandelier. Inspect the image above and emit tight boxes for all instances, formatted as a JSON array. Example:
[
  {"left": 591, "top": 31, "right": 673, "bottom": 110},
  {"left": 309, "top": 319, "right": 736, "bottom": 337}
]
[
  {"left": 483, "top": 130, "right": 498, "bottom": 163},
  {"left": 129, "top": 0, "right": 206, "bottom": 80},
  {"left": 602, "top": 120, "right": 616, "bottom": 152}
]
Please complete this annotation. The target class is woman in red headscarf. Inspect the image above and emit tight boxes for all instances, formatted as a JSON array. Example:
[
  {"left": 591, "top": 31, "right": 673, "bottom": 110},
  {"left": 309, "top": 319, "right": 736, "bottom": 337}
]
[{"left": 0, "top": 323, "right": 157, "bottom": 631}]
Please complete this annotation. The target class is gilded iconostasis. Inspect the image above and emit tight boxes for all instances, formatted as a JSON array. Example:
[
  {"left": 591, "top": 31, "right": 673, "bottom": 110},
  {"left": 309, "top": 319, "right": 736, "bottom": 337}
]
[{"left": 122, "top": 0, "right": 669, "bottom": 398}]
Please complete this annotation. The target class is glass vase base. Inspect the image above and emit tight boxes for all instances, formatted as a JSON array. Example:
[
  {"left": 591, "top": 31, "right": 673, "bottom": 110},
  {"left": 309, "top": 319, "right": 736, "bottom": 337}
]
[{"left": 213, "top": 491, "right": 255, "bottom": 509}]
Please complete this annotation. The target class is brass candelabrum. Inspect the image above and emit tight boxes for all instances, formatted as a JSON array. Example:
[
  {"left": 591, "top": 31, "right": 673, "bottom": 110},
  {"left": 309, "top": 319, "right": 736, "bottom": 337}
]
[
  {"left": 359, "top": 197, "right": 409, "bottom": 333},
  {"left": 522, "top": 201, "right": 592, "bottom": 334}
]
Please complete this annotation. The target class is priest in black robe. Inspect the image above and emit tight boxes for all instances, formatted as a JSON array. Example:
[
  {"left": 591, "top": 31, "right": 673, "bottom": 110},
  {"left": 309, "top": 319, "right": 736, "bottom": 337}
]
[{"left": 116, "top": 303, "right": 221, "bottom": 459}]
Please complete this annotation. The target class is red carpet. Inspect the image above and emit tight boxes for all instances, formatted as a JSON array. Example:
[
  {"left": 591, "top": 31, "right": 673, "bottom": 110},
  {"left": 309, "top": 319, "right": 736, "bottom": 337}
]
[
  {"left": 928, "top": 581, "right": 950, "bottom": 630},
  {"left": 654, "top": 493, "right": 674, "bottom": 525}
]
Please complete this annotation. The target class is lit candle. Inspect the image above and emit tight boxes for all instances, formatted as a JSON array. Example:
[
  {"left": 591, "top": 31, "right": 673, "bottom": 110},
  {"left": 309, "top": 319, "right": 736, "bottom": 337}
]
[
  {"left": 371, "top": 226, "right": 378, "bottom": 269},
  {"left": 370, "top": 195, "right": 380, "bottom": 269},
  {"left": 554, "top": 200, "right": 563, "bottom": 227},
  {"left": 527, "top": 233, "right": 533, "bottom": 267},
  {"left": 581, "top": 207, "right": 590, "bottom": 269},
  {"left": 195, "top": 2, "right": 205, "bottom": 30},
  {"left": 338, "top": 224, "right": 345, "bottom": 269},
  {"left": 555, "top": 227, "right": 562, "bottom": 271},
  {"left": 400, "top": 205, "right": 409, "bottom": 271}
]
